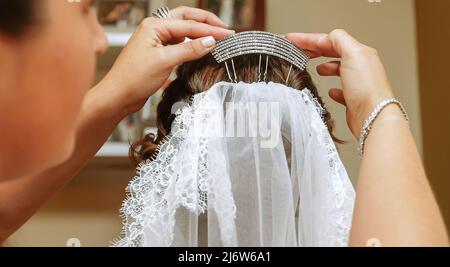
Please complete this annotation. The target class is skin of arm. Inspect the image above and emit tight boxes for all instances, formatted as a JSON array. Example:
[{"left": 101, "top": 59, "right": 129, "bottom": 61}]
[
  {"left": 350, "top": 105, "right": 449, "bottom": 246},
  {"left": 2, "top": 21, "right": 446, "bottom": 246},
  {"left": 287, "top": 30, "right": 449, "bottom": 246},
  {"left": 0, "top": 82, "right": 123, "bottom": 241}
]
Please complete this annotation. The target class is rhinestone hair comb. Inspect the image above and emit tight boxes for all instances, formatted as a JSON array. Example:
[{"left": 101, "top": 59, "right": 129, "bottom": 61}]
[{"left": 211, "top": 31, "right": 310, "bottom": 84}]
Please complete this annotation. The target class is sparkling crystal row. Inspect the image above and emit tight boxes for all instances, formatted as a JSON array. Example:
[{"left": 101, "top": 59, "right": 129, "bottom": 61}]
[{"left": 212, "top": 31, "right": 309, "bottom": 71}]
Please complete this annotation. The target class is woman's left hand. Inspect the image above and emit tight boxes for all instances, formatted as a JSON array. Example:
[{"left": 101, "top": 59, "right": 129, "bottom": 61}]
[{"left": 96, "top": 6, "right": 234, "bottom": 117}]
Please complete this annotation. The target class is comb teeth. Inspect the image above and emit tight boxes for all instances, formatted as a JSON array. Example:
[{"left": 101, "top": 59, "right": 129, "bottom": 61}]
[{"left": 211, "top": 31, "right": 310, "bottom": 71}]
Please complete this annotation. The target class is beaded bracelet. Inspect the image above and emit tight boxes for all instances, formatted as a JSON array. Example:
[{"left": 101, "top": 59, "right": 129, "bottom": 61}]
[{"left": 358, "top": 98, "right": 409, "bottom": 157}]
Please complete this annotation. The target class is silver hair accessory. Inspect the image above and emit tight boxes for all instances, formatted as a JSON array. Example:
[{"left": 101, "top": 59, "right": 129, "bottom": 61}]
[
  {"left": 113, "top": 34, "right": 356, "bottom": 248},
  {"left": 211, "top": 31, "right": 310, "bottom": 84},
  {"left": 152, "top": 7, "right": 172, "bottom": 19}
]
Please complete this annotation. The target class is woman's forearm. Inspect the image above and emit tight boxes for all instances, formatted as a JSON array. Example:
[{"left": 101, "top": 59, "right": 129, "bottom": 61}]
[
  {"left": 286, "top": 30, "right": 449, "bottom": 247},
  {"left": 349, "top": 105, "right": 449, "bottom": 246},
  {"left": 0, "top": 7, "right": 232, "bottom": 242},
  {"left": 0, "top": 81, "right": 125, "bottom": 242}
]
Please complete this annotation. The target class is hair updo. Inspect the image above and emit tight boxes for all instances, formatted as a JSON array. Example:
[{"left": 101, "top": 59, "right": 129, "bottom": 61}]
[
  {"left": 0, "top": 0, "right": 35, "bottom": 36},
  {"left": 130, "top": 54, "right": 342, "bottom": 165}
]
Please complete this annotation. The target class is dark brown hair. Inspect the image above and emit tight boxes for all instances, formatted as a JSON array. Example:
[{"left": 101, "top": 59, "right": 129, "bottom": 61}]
[
  {"left": 130, "top": 54, "right": 342, "bottom": 165},
  {"left": 0, "top": 0, "right": 35, "bottom": 36}
]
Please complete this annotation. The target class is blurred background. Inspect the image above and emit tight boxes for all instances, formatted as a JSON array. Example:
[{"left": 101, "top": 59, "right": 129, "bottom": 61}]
[{"left": 7, "top": 0, "right": 450, "bottom": 246}]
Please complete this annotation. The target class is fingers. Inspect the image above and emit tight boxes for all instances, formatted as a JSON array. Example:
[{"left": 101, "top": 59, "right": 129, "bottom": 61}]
[
  {"left": 286, "top": 29, "right": 364, "bottom": 59},
  {"left": 327, "top": 29, "right": 365, "bottom": 57},
  {"left": 286, "top": 32, "right": 340, "bottom": 58},
  {"left": 171, "top": 6, "right": 229, "bottom": 28},
  {"left": 328, "top": 88, "right": 347, "bottom": 106},
  {"left": 317, "top": 61, "right": 341, "bottom": 76},
  {"left": 162, "top": 36, "right": 217, "bottom": 67},
  {"left": 143, "top": 17, "right": 234, "bottom": 44}
]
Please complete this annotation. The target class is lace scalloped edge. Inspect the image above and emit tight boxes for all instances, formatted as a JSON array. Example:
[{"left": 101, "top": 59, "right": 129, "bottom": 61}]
[
  {"left": 112, "top": 85, "right": 354, "bottom": 247},
  {"left": 299, "top": 88, "right": 355, "bottom": 247},
  {"left": 111, "top": 100, "right": 198, "bottom": 247}
]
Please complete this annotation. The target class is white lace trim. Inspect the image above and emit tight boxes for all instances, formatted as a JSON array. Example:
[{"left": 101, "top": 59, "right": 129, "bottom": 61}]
[
  {"left": 300, "top": 89, "right": 355, "bottom": 246},
  {"left": 112, "top": 94, "right": 207, "bottom": 247},
  {"left": 112, "top": 90, "right": 239, "bottom": 247},
  {"left": 112, "top": 83, "right": 354, "bottom": 247}
]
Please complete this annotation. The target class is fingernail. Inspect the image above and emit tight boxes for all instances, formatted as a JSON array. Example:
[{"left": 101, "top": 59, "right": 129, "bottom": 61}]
[{"left": 201, "top": 36, "right": 216, "bottom": 48}]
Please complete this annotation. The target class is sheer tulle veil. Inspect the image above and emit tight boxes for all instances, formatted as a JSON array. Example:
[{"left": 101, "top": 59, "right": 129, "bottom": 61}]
[{"left": 113, "top": 81, "right": 355, "bottom": 247}]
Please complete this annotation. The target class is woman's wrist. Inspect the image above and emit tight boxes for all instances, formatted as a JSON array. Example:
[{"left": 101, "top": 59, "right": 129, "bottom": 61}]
[
  {"left": 87, "top": 78, "right": 129, "bottom": 124},
  {"left": 351, "top": 88, "right": 395, "bottom": 138},
  {"left": 358, "top": 100, "right": 409, "bottom": 156}
]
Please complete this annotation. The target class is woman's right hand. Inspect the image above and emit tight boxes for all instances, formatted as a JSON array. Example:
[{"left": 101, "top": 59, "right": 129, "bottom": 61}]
[
  {"left": 286, "top": 30, "right": 395, "bottom": 138},
  {"left": 97, "top": 6, "right": 234, "bottom": 119}
]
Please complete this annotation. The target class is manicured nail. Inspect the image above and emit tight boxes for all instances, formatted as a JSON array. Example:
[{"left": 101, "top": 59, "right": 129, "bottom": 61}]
[{"left": 201, "top": 36, "right": 216, "bottom": 48}]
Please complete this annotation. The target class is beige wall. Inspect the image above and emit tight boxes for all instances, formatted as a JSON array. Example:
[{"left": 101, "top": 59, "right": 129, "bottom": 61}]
[
  {"left": 266, "top": 0, "right": 421, "bottom": 181},
  {"left": 166, "top": 0, "right": 423, "bottom": 182},
  {"left": 9, "top": 0, "right": 422, "bottom": 246},
  {"left": 415, "top": 0, "right": 450, "bottom": 233}
]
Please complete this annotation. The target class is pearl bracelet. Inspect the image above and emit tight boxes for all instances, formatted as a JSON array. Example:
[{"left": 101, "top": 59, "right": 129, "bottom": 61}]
[{"left": 358, "top": 98, "right": 409, "bottom": 157}]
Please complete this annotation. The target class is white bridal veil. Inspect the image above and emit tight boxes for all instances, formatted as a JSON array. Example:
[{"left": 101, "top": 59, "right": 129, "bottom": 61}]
[{"left": 113, "top": 81, "right": 355, "bottom": 247}]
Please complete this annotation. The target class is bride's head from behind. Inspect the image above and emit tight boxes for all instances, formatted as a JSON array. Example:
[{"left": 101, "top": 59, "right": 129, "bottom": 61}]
[{"left": 130, "top": 53, "right": 341, "bottom": 165}]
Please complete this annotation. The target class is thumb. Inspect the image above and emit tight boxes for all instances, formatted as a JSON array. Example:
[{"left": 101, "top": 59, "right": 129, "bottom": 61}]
[
  {"left": 163, "top": 36, "right": 216, "bottom": 67},
  {"left": 329, "top": 88, "right": 347, "bottom": 106}
]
